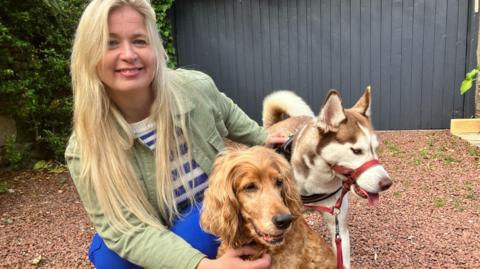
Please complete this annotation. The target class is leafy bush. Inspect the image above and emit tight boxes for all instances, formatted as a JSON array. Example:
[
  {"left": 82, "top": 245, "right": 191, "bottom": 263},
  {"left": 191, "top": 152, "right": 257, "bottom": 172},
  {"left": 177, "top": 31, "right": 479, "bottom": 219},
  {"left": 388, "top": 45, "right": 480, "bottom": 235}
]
[
  {"left": 3, "top": 136, "right": 24, "bottom": 169},
  {"left": 0, "top": 0, "right": 86, "bottom": 163},
  {"left": 0, "top": 0, "right": 176, "bottom": 167}
]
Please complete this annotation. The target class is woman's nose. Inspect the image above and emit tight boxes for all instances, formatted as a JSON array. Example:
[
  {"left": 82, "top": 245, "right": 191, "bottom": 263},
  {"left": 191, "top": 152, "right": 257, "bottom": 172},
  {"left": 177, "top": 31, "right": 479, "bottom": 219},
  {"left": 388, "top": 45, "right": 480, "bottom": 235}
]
[{"left": 119, "top": 42, "right": 137, "bottom": 62}]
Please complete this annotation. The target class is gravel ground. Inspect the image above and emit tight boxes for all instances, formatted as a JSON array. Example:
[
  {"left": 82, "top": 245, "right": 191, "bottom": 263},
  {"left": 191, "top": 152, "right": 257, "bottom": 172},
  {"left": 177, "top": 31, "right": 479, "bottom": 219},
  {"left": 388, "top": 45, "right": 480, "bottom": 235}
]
[{"left": 1, "top": 130, "right": 479, "bottom": 268}]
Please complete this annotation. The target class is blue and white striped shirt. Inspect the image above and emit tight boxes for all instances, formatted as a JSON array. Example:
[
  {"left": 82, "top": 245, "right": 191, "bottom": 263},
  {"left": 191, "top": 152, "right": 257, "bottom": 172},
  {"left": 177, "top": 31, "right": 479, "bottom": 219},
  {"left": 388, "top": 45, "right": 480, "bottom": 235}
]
[{"left": 130, "top": 118, "right": 209, "bottom": 210}]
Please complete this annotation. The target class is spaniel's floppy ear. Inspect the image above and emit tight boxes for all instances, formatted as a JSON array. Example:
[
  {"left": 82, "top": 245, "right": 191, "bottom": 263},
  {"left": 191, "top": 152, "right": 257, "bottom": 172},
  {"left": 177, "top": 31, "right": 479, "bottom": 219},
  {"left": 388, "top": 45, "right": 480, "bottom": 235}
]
[
  {"left": 201, "top": 151, "right": 243, "bottom": 248},
  {"left": 274, "top": 154, "right": 303, "bottom": 217}
]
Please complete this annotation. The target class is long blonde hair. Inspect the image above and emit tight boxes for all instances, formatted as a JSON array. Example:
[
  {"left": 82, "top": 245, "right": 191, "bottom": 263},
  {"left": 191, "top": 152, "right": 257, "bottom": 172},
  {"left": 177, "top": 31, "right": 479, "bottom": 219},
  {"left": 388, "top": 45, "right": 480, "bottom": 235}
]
[{"left": 71, "top": 0, "right": 192, "bottom": 233}]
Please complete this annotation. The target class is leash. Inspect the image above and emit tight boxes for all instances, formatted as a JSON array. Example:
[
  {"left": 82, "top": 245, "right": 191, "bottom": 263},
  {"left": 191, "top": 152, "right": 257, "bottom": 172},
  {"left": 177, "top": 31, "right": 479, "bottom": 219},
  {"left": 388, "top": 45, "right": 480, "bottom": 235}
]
[{"left": 304, "top": 159, "right": 382, "bottom": 269}]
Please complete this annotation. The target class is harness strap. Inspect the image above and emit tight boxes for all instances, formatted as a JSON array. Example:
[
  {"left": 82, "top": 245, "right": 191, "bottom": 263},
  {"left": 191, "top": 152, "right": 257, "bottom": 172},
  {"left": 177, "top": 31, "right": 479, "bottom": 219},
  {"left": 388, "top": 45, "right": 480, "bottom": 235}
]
[
  {"left": 273, "top": 135, "right": 294, "bottom": 161},
  {"left": 301, "top": 186, "right": 342, "bottom": 204}
]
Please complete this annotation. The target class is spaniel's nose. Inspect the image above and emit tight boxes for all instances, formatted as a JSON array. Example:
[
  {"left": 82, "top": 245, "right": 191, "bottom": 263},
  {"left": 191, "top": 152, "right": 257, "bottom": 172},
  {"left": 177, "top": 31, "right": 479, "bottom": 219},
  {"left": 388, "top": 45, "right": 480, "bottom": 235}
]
[{"left": 272, "top": 214, "right": 293, "bottom": 230}]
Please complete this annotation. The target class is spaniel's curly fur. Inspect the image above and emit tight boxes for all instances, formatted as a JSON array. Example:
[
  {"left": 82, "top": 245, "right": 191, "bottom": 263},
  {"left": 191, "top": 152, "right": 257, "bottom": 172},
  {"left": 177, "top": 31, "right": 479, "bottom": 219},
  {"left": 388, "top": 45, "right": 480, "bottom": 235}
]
[{"left": 201, "top": 146, "right": 337, "bottom": 269}]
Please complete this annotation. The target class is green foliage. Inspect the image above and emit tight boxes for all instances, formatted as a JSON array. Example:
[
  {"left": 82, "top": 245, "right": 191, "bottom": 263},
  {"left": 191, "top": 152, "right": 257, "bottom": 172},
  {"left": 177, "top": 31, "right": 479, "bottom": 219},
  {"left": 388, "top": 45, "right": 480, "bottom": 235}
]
[
  {"left": 433, "top": 196, "right": 446, "bottom": 208},
  {"left": 0, "top": 181, "right": 8, "bottom": 193},
  {"left": 383, "top": 140, "right": 403, "bottom": 157},
  {"left": 33, "top": 160, "right": 66, "bottom": 173},
  {"left": 151, "top": 0, "right": 177, "bottom": 67},
  {"left": 460, "top": 67, "right": 480, "bottom": 95},
  {"left": 0, "top": 0, "right": 177, "bottom": 166},
  {"left": 3, "top": 136, "right": 25, "bottom": 169},
  {"left": 0, "top": 0, "right": 86, "bottom": 163}
]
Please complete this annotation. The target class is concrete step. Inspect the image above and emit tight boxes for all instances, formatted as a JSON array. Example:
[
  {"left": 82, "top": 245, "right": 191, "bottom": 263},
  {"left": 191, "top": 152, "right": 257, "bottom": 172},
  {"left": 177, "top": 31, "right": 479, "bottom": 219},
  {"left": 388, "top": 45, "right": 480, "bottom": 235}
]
[{"left": 450, "top": 118, "right": 480, "bottom": 147}]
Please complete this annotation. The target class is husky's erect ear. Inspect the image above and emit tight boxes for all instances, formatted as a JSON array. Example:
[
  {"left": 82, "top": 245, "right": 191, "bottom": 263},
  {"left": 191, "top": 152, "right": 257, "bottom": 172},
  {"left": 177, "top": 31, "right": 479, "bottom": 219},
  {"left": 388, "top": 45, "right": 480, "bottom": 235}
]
[
  {"left": 317, "top": 90, "right": 346, "bottom": 133},
  {"left": 351, "top": 86, "right": 371, "bottom": 117}
]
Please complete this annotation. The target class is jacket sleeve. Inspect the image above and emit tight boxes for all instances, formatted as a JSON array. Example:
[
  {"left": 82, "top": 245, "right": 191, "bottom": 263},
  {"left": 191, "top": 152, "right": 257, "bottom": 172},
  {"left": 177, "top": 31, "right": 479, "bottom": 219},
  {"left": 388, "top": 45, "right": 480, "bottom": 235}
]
[
  {"left": 64, "top": 136, "right": 205, "bottom": 269},
  {"left": 206, "top": 77, "right": 268, "bottom": 146}
]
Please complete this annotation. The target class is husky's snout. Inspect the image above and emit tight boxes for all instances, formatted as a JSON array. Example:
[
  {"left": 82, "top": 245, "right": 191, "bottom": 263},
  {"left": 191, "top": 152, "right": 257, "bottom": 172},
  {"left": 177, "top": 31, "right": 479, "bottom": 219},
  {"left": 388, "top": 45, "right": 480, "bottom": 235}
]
[{"left": 356, "top": 165, "right": 392, "bottom": 194}]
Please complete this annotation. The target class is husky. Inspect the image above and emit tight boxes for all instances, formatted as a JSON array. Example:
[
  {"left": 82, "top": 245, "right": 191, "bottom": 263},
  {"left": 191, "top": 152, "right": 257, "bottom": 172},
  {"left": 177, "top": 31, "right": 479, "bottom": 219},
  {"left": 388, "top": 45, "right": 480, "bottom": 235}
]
[{"left": 263, "top": 87, "right": 392, "bottom": 269}]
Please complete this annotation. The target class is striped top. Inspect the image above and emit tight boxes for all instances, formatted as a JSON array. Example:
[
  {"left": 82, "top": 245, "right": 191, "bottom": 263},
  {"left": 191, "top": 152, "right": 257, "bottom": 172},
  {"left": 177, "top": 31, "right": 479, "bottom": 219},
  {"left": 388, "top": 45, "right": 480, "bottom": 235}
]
[{"left": 130, "top": 118, "right": 209, "bottom": 210}]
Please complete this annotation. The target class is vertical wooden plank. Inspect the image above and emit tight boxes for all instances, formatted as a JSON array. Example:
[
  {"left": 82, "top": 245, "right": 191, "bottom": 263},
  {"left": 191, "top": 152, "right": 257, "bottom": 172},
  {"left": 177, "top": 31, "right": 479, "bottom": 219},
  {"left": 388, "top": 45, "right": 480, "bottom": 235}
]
[
  {"left": 305, "top": 0, "right": 313, "bottom": 102},
  {"left": 400, "top": 0, "right": 414, "bottom": 130},
  {"left": 297, "top": 0, "right": 310, "bottom": 100},
  {"left": 218, "top": 0, "right": 233, "bottom": 99},
  {"left": 350, "top": 0, "right": 361, "bottom": 106},
  {"left": 173, "top": 0, "right": 186, "bottom": 65},
  {"left": 359, "top": 0, "right": 371, "bottom": 101},
  {"left": 453, "top": 0, "right": 469, "bottom": 118},
  {"left": 269, "top": 0, "right": 281, "bottom": 90},
  {"left": 421, "top": 0, "right": 436, "bottom": 129},
  {"left": 380, "top": 0, "right": 392, "bottom": 129},
  {"left": 411, "top": 0, "right": 426, "bottom": 129},
  {"left": 194, "top": 0, "right": 210, "bottom": 72},
  {"left": 259, "top": 0, "right": 272, "bottom": 99},
  {"left": 340, "top": 0, "right": 351, "bottom": 104},
  {"left": 370, "top": 0, "right": 382, "bottom": 127},
  {"left": 287, "top": 0, "right": 299, "bottom": 91},
  {"left": 463, "top": 0, "right": 478, "bottom": 117},
  {"left": 321, "top": 0, "right": 332, "bottom": 94},
  {"left": 443, "top": 0, "right": 459, "bottom": 124},
  {"left": 242, "top": 0, "right": 255, "bottom": 115},
  {"left": 206, "top": 0, "right": 220, "bottom": 79},
  {"left": 279, "top": 0, "right": 290, "bottom": 88},
  {"left": 431, "top": 0, "right": 448, "bottom": 128},
  {"left": 250, "top": 0, "right": 264, "bottom": 121},
  {"left": 331, "top": 0, "right": 342, "bottom": 92},
  {"left": 180, "top": 0, "right": 197, "bottom": 67},
  {"left": 224, "top": 0, "right": 239, "bottom": 101},
  {"left": 232, "top": 0, "right": 246, "bottom": 108},
  {"left": 213, "top": 0, "right": 225, "bottom": 87},
  {"left": 390, "top": 0, "right": 402, "bottom": 130},
  {"left": 311, "top": 0, "right": 323, "bottom": 105}
]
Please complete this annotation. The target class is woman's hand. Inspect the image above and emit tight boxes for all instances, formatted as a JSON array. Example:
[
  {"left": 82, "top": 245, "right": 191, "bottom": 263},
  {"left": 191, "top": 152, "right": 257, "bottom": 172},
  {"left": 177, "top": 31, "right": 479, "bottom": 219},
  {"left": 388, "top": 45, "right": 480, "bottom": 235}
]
[
  {"left": 197, "top": 246, "right": 271, "bottom": 269},
  {"left": 264, "top": 130, "right": 287, "bottom": 147}
]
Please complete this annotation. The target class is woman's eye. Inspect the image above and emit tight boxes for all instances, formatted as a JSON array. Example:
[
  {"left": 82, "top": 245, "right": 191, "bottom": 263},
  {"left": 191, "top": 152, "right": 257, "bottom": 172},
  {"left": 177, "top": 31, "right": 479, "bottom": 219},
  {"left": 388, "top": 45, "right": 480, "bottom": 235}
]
[
  {"left": 244, "top": 183, "right": 258, "bottom": 192},
  {"left": 108, "top": 39, "right": 118, "bottom": 48},
  {"left": 350, "top": 148, "right": 362, "bottom": 155},
  {"left": 133, "top": 39, "right": 147, "bottom": 46}
]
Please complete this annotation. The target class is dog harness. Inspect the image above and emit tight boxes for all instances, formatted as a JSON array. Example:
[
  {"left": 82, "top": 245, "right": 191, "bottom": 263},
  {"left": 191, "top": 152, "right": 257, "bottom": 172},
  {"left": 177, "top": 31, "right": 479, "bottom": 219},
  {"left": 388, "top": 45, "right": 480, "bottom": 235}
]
[{"left": 304, "top": 159, "right": 382, "bottom": 269}]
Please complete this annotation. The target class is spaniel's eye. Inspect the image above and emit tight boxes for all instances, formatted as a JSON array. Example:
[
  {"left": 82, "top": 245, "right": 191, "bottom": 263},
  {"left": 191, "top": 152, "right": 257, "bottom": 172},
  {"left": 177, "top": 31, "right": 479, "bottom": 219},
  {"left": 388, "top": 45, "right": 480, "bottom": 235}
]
[
  {"left": 350, "top": 148, "right": 363, "bottom": 155},
  {"left": 275, "top": 178, "right": 283, "bottom": 188},
  {"left": 244, "top": 183, "right": 258, "bottom": 192}
]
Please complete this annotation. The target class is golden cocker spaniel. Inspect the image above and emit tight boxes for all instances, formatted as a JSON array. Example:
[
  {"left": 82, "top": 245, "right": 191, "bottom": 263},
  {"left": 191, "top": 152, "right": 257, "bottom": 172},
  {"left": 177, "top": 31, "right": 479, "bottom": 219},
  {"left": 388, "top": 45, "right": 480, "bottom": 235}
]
[{"left": 201, "top": 146, "right": 337, "bottom": 269}]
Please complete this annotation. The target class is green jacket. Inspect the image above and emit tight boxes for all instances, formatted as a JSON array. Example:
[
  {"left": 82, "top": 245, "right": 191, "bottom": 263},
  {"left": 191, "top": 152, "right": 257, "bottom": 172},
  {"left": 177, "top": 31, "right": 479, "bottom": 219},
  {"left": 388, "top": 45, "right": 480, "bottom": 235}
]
[{"left": 65, "top": 69, "right": 267, "bottom": 269}]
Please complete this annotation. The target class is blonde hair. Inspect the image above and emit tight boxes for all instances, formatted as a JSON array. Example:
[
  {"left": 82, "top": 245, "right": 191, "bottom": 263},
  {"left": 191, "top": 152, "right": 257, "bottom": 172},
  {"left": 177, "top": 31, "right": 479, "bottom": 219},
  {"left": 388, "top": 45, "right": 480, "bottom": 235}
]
[{"left": 71, "top": 0, "right": 192, "bottom": 232}]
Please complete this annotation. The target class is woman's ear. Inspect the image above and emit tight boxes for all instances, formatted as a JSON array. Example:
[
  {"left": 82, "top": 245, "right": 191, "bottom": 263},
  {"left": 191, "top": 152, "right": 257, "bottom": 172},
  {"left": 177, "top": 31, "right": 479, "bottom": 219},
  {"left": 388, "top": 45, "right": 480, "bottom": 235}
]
[{"left": 200, "top": 152, "right": 242, "bottom": 248}]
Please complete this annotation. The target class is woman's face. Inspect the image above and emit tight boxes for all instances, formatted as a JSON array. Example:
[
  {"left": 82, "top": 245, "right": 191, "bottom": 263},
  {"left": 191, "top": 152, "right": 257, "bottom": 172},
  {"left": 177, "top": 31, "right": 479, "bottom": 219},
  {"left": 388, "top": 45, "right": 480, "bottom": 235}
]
[{"left": 97, "top": 5, "right": 155, "bottom": 98}]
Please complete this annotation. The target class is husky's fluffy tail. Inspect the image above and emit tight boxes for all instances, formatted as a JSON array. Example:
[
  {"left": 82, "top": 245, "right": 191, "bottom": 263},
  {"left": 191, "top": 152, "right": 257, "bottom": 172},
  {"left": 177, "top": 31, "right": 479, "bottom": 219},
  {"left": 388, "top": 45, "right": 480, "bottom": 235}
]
[{"left": 262, "top": 90, "right": 314, "bottom": 128}]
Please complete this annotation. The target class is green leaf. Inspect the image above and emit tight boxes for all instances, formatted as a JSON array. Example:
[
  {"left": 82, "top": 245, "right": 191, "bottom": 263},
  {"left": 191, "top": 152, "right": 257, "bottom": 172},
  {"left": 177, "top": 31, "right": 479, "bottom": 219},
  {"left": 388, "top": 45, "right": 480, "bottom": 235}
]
[
  {"left": 466, "top": 69, "right": 479, "bottom": 80},
  {"left": 460, "top": 79, "right": 473, "bottom": 95},
  {"left": 33, "top": 160, "right": 48, "bottom": 170}
]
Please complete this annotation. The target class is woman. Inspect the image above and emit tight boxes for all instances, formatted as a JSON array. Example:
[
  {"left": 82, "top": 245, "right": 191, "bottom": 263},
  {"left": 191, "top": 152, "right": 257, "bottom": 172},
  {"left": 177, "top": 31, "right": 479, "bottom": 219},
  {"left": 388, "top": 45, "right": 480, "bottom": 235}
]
[{"left": 66, "top": 0, "right": 284, "bottom": 268}]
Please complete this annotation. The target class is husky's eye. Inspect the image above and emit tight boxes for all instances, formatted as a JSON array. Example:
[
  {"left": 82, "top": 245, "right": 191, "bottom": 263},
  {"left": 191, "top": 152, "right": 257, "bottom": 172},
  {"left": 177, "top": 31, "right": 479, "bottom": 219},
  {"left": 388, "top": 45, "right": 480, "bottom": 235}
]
[
  {"left": 244, "top": 182, "right": 258, "bottom": 192},
  {"left": 350, "top": 148, "right": 363, "bottom": 155}
]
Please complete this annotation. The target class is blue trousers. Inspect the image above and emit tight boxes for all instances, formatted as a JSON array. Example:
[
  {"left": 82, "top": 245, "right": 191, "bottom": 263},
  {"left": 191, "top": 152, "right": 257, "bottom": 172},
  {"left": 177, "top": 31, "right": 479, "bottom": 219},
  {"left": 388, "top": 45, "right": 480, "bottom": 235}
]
[{"left": 88, "top": 203, "right": 219, "bottom": 269}]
